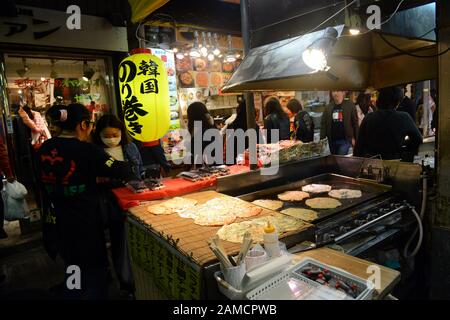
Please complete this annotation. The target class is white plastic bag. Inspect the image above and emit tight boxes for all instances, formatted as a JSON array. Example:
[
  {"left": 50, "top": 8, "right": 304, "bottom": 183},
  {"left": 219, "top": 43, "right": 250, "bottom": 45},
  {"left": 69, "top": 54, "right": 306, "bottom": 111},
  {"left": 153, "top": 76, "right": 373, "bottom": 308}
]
[{"left": 1, "top": 180, "right": 29, "bottom": 221}]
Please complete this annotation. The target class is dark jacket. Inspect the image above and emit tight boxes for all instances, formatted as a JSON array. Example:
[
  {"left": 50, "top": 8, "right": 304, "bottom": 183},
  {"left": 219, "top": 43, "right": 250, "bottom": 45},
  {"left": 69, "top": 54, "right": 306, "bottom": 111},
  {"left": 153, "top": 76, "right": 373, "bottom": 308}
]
[
  {"left": 294, "top": 111, "right": 315, "bottom": 142},
  {"left": 397, "top": 97, "right": 417, "bottom": 122},
  {"left": 123, "top": 142, "right": 143, "bottom": 178},
  {"left": 354, "top": 110, "right": 423, "bottom": 161},
  {"left": 320, "top": 100, "right": 359, "bottom": 143},
  {"left": 264, "top": 113, "right": 290, "bottom": 143}
]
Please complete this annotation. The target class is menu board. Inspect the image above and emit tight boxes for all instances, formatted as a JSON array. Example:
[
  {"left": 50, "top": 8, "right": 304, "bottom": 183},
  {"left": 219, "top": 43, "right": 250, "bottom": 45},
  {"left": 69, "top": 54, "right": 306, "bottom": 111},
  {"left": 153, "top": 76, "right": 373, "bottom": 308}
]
[
  {"left": 175, "top": 56, "right": 236, "bottom": 90},
  {"left": 150, "top": 48, "right": 181, "bottom": 130}
]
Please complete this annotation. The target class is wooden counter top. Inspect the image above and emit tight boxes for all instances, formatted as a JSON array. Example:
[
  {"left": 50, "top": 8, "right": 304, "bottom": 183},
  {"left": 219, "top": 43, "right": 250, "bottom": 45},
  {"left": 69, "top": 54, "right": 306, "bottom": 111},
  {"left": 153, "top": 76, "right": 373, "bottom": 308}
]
[{"left": 293, "top": 247, "right": 401, "bottom": 299}]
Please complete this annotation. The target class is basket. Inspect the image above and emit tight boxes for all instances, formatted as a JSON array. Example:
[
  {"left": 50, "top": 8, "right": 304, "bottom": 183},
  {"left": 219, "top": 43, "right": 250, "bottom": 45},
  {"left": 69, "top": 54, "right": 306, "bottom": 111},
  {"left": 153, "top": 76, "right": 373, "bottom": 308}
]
[{"left": 247, "top": 258, "right": 374, "bottom": 300}]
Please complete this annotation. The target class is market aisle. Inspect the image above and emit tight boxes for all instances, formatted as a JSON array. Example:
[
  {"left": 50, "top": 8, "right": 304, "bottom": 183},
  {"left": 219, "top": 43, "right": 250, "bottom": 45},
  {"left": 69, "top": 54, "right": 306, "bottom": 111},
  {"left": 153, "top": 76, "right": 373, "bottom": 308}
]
[{"left": 0, "top": 241, "right": 132, "bottom": 300}]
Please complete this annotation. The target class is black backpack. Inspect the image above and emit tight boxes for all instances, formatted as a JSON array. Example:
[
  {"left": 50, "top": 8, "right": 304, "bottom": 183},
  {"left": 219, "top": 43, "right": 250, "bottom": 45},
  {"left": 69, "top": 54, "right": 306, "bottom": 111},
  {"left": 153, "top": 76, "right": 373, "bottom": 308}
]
[{"left": 294, "top": 111, "right": 315, "bottom": 142}]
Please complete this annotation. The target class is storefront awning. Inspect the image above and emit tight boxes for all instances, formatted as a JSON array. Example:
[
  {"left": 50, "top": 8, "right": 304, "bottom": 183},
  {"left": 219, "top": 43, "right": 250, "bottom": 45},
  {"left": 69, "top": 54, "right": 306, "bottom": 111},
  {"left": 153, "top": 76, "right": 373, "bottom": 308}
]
[
  {"left": 222, "top": 25, "right": 438, "bottom": 92},
  {"left": 129, "top": 0, "right": 170, "bottom": 23}
]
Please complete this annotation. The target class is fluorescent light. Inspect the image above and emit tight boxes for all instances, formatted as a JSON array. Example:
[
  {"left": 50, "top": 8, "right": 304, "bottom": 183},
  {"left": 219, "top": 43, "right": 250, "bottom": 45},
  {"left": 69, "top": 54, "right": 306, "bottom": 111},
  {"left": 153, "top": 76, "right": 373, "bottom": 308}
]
[{"left": 349, "top": 28, "right": 360, "bottom": 36}]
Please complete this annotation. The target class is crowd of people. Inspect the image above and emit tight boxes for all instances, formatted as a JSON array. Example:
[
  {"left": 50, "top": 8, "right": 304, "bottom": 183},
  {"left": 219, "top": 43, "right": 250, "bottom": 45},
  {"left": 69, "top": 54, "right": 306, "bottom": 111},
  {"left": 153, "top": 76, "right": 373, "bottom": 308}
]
[{"left": 0, "top": 83, "right": 432, "bottom": 299}]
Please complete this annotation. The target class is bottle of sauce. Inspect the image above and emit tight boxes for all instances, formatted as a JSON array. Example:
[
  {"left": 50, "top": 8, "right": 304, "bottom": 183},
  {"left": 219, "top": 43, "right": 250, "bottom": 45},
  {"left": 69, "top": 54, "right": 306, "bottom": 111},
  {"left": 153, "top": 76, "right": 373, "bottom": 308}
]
[{"left": 263, "top": 222, "right": 281, "bottom": 258}]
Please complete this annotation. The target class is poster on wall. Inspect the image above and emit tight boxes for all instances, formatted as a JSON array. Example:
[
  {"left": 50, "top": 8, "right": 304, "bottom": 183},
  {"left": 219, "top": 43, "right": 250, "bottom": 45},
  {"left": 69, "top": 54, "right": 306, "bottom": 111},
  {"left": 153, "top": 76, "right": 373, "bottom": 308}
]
[{"left": 150, "top": 48, "right": 181, "bottom": 130}]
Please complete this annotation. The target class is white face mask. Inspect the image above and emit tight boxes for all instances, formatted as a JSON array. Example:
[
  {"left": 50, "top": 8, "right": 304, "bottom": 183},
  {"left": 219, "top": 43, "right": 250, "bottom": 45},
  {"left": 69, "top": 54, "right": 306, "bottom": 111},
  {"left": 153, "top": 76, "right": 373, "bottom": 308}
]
[{"left": 101, "top": 135, "right": 121, "bottom": 148}]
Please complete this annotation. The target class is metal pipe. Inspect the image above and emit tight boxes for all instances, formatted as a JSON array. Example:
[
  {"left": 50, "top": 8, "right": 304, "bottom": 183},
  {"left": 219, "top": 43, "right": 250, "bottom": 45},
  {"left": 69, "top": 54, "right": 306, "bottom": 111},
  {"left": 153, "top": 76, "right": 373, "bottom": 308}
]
[
  {"left": 423, "top": 80, "right": 431, "bottom": 137},
  {"left": 240, "top": 0, "right": 258, "bottom": 171},
  {"left": 335, "top": 204, "right": 407, "bottom": 243}
]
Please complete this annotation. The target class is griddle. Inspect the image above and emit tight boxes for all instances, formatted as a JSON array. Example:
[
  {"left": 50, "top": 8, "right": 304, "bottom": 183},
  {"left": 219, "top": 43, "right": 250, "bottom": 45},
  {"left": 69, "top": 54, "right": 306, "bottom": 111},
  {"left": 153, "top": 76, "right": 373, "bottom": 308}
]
[{"left": 238, "top": 173, "right": 392, "bottom": 223}]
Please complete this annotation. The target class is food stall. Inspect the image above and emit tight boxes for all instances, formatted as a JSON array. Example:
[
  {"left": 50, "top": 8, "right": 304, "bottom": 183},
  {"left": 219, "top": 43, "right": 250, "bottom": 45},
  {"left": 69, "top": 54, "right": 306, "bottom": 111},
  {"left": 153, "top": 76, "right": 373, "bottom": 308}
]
[
  {"left": 117, "top": 1, "right": 436, "bottom": 300},
  {"left": 114, "top": 136, "right": 422, "bottom": 299}
]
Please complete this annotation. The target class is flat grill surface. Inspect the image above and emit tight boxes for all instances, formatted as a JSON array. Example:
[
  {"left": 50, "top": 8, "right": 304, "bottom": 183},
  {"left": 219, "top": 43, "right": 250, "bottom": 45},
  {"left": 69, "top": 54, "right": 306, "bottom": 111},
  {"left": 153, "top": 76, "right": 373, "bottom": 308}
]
[{"left": 238, "top": 173, "right": 392, "bottom": 223}]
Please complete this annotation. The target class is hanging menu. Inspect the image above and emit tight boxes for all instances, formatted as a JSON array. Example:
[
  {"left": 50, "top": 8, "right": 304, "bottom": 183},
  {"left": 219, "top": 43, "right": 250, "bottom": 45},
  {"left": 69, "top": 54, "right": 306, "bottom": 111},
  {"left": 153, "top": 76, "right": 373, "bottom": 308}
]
[{"left": 150, "top": 48, "right": 181, "bottom": 130}]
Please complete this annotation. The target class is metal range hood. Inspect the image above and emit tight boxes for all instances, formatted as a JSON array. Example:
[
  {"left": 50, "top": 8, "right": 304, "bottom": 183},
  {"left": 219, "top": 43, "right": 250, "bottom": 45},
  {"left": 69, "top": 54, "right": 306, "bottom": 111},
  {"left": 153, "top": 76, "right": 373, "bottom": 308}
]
[{"left": 221, "top": 25, "right": 437, "bottom": 92}]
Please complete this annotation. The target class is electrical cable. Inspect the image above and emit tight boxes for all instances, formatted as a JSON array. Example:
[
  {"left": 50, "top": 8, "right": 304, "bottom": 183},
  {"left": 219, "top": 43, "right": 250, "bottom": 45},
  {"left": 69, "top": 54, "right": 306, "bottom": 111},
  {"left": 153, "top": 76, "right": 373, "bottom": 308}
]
[
  {"left": 242, "top": 0, "right": 406, "bottom": 60},
  {"left": 243, "top": 0, "right": 358, "bottom": 57},
  {"left": 339, "top": 0, "right": 407, "bottom": 38},
  {"left": 379, "top": 32, "right": 449, "bottom": 58},
  {"left": 403, "top": 175, "right": 427, "bottom": 258},
  {"left": 250, "top": 1, "right": 346, "bottom": 33}
]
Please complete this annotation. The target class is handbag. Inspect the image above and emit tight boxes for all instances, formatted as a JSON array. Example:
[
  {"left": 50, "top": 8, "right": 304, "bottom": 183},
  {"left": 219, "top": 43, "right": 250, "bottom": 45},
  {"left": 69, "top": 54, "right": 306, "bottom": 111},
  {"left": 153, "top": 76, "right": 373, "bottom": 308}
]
[{"left": 1, "top": 180, "right": 29, "bottom": 221}]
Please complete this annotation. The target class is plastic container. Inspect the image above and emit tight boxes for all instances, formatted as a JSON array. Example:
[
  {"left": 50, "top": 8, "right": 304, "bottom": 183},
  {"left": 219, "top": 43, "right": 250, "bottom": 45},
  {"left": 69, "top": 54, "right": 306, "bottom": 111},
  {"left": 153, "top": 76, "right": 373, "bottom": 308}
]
[
  {"left": 246, "top": 258, "right": 374, "bottom": 300},
  {"left": 214, "top": 271, "right": 247, "bottom": 300},
  {"left": 245, "top": 247, "right": 269, "bottom": 272},
  {"left": 263, "top": 222, "right": 281, "bottom": 258},
  {"left": 214, "top": 255, "right": 293, "bottom": 300},
  {"left": 220, "top": 263, "right": 246, "bottom": 290}
]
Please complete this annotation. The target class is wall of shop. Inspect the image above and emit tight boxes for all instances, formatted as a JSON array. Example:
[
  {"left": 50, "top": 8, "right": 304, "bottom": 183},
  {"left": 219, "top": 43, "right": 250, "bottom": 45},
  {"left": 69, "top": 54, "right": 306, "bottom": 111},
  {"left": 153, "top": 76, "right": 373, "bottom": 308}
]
[{"left": 0, "top": 5, "right": 128, "bottom": 52}]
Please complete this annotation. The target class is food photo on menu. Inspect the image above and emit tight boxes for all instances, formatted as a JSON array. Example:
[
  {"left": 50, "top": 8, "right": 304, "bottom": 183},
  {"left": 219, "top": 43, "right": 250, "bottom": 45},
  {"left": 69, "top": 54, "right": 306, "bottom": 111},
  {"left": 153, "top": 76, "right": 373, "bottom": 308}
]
[{"left": 178, "top": 70, "right": 195, "bottom": 88}]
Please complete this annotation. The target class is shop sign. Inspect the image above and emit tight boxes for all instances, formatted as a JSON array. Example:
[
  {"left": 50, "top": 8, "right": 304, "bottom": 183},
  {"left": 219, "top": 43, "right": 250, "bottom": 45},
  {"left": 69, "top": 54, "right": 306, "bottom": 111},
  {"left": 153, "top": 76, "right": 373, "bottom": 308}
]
[
  {"left": 127, "top": 221, "right": 202, "bottom": 299},
  {"left": 118, "top": 51, "right": 170, "bottom": 141},
  {"left": 0, "top": 5, "right": 127, "bottom": 52}
]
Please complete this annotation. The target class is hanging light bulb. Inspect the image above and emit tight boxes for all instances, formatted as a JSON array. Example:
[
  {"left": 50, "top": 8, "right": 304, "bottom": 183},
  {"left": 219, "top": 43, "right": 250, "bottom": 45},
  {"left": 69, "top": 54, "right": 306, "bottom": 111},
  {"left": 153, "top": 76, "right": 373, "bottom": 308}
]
[
  {"left": 302, "top": 27, "right": 338, "bottom": 72},
  {"left": 213, "top": 33, "right": 221, "bottom": 56},
  {"left": 200, "top": 31, "right": 208, "bottom": 57},
  {"left": 176, "top": 52, "right": 185, "bottom": 60},
  {"left": 172, "top": 47, "right": 179, "bottom": 53},
  {"left": 41, "top": 77, "right": 46, "bottom": 81},
  {"left": 207, "top": 53, "right": 215, "bottom": 61},
  {"left": 189, "top": 31, "right": 201, "bottom": 58},
  {"left": 224, "top": 35, "right": 236, "bottom": 62}
]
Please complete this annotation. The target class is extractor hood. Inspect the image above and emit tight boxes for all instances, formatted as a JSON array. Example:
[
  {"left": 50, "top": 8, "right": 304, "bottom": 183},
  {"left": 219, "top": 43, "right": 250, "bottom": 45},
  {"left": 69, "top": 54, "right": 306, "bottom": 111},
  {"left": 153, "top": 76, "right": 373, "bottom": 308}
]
[{"left": 222, "top": 25, "right": 437, "bottom": 92}]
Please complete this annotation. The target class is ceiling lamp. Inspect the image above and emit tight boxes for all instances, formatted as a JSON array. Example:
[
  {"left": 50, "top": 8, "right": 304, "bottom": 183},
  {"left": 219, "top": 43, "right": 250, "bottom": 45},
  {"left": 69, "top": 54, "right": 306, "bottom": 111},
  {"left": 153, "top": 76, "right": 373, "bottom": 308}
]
[
  {"left": 189, "top": 31, "right": 201, "bottom": 58},
  {"left": 349, "top": 28, "right": 360, "bottom": 36},
  {"left": 200, "top": 31, "right": 208, "bottom": 57},
  {"left": 213, "top": 33, "right": 221, "bottom": 56},
  {"left": 302, "top": 27, "right": 338, "bottom": 72},
  {"left": 176, "top": 51, "right": 185, "bottom": 59},
  {"left": 224, "top": 35, "right": 237, "bottom": 62}
]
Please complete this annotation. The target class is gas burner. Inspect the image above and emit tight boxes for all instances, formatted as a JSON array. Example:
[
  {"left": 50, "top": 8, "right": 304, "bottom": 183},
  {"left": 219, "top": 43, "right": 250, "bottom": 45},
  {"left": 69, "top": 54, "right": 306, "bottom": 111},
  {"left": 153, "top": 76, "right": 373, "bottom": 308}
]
[{"left": 315, "top": 196, "right": 407, "bottom": 247}]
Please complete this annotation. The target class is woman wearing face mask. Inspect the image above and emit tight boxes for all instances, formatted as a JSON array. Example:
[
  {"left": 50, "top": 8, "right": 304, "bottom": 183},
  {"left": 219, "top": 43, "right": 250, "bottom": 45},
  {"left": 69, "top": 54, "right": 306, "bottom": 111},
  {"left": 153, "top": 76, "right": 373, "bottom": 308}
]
[
  {"left": 93, "top": 114, "right": 143, "bottom": 180},
  {"left": 38, "top": 104, "right": 138, "bottom": 299},
  {"left": 92, "top": 114, "right": 143, "bottom": 295}
]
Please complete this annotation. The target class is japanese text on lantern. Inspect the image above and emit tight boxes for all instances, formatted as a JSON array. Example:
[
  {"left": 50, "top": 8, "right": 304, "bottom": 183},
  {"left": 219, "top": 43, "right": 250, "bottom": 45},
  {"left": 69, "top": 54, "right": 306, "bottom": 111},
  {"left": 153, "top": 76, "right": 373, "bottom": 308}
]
[{"left": 118, "top": 53, "right": 170, "bottom": 141}]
